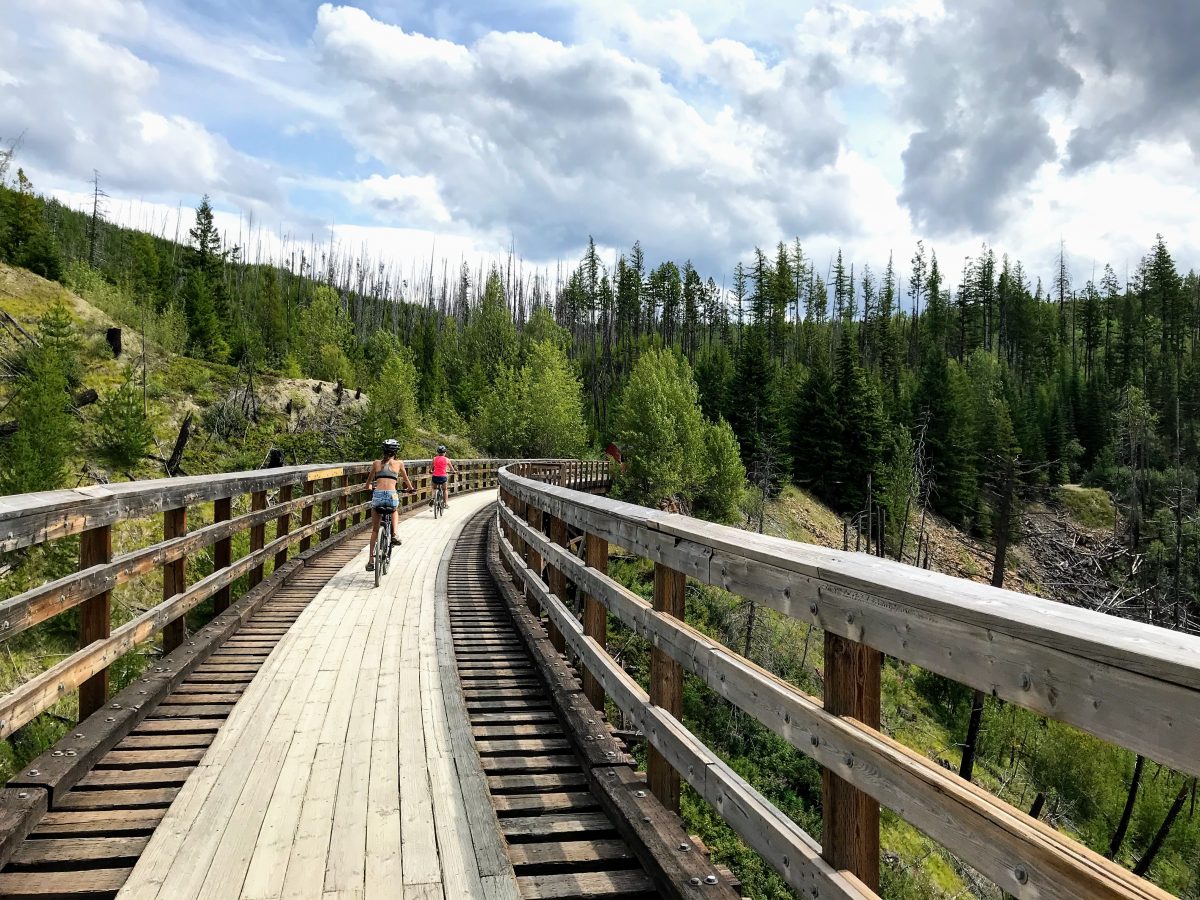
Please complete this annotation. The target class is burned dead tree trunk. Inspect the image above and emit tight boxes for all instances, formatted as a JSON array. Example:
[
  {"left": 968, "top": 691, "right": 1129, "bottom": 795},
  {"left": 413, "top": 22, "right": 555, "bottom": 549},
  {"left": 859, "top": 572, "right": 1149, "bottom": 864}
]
[
  {"left": 164, "top": 413, "right": 192, "bottom": 476},
  {"left": 1107, "top": 754, "right": 1145, "bottom": 860}
]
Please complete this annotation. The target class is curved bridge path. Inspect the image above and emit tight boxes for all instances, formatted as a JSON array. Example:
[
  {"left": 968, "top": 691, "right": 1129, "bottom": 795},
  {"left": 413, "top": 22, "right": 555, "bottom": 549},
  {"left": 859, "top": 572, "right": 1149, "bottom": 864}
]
[{"left": 118, "top": 489, "right": 517, "bottom": 900}]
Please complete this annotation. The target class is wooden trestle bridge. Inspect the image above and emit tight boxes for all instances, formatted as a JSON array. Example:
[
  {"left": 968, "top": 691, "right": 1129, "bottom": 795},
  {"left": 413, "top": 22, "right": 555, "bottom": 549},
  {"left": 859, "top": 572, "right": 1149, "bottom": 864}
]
[{"left": 0, "top": 458, "right": 1194, "bottom": 899}]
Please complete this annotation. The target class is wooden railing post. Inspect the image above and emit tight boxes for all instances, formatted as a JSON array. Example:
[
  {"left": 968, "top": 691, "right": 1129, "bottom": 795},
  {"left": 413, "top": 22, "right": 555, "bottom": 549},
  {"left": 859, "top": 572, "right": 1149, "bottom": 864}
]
[
  {"left": 337, "top": 474, "right": 349, "bottom": 533},
  {"left": 319, "top": 478, "right": 333, "bottom": 542},
  {"left": 649, "top": 561, "right": 685, "bottom": 812},
  {"left": 299, "top": 480, "right": 315, "bottom": 552},
  {"left": 546, "top": 514, "right": 569, "bottom": 653},
  {"left": 582, "top": 531, "right": 609, "bottom": 711},
  {"left": 162, "top": 507, "right": 187, "bottom": 652},
  {"left": 822, "top": 632, "right": 882, "bottom": 891},
  {"left": 78, "top": 525, "right": 111, "bottom": 719},
  {"left": 525, "top": 504, "right": 544, "bottom": 617},
  {"left": 213, "top": 497, "right": 232, "bottom": 612},
  {"left": 249, "top": 490, "right": 267, "bottom": 587},
  {"left": 275, "top": 484, "right": 293, "bottom": 569}
]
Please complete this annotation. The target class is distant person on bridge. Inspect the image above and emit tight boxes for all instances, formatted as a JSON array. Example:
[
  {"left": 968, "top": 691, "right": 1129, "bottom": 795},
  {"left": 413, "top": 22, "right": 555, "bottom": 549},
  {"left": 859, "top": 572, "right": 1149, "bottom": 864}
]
[
  {"left": 366, "top": 439, "right": 413, "bottom": 572},
  {"left": 431, "top": 445, "right": 457, "bottom": 510}
]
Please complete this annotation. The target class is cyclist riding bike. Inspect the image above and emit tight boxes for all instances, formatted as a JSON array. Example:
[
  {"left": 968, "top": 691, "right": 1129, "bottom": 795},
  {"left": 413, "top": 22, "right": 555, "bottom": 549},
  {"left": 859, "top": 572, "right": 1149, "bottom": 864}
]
[
  {"left": 431, "top": 445, "right": 457, "bottom": 510},
  {"left": 366, "top": 439, "right": 414, "bottom": 572}
]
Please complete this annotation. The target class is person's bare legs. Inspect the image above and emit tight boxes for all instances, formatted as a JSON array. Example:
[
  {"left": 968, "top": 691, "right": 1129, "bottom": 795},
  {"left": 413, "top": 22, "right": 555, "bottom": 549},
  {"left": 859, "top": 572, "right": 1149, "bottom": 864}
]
[
  {"left": 367, "top": 508, "right": 380, "bottom": 569},
  {"left": 391, "top": 508, "right": 401, "bottom": 544}
]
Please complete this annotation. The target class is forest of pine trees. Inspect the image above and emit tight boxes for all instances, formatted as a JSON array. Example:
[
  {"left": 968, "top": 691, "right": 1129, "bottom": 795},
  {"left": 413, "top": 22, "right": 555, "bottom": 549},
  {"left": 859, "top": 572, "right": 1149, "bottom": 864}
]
[
  {"left": 2, "top": 175, "right": 1198, "bottom": 635},
  {"left": 3, "top": 165, "right": 1200, "bottom": 896}
]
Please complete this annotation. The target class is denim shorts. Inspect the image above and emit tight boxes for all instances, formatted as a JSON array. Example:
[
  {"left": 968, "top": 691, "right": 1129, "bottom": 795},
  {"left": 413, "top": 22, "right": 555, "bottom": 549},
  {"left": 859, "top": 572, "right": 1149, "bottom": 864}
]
[{"left": 372, "top": 489, "right": 399, "bottom": 511}]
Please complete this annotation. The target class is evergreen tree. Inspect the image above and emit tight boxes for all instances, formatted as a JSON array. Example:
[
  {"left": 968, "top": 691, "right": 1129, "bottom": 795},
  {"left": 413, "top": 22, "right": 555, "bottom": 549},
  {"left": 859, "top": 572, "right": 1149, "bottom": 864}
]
[
  {"left": 789, "top": 359, "right": 841, "bottom": 497},
  {"left": 1, "top": 351, "right": 74, "bottom": 494},
  {"left": 832, "top": 329, "right": 885, "bottom": 511},
  {"left": 94, "top": 372, "right": 154, "bottom": 471}
]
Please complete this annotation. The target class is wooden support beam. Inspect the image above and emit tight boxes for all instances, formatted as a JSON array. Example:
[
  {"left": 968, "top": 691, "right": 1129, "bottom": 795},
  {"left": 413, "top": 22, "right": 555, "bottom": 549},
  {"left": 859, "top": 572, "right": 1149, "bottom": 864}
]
[
  {"left": 822, "top": 632, "right": 881, "bottom": 891},
  {"left": 337, "top": 474, "right": 348, "bottom": 532},
  {"left": 248, "top": 490, "right": 267, "bottom": 588},
  {"left": 547, "top": 514, "right": 569, "bottom": 654},
  {"left": 299, "top": 480, "right": 314, "bottom": 552},
  {"left": 526, "top": 505, "right": 544, "bottom": 617},
  {"left": 211, "top": 498, "right": 232, "bottom": 613},
  {"left": 274, "top": 485, "right": 292, "bottom": 569},
  {"left": 649, "top": 561, "right": 685, "bottom": 813},
  {"left": 582, "top": 531, "right": 609, "bottom": 712},
  {"left": 161, "top": 508, "right": 186, "bottom": 653},
  {"left": 319, "top": 478, "right": 332, "bottom": 542},
  {"left": 77, "top": 526, "right": 111, "bottom": 720}
]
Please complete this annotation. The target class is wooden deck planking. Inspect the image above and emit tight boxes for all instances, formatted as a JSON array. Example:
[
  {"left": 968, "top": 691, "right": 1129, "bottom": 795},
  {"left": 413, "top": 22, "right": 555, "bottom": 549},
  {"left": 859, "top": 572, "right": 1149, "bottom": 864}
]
[{"left": 117, "top": 490, "right": 511, "bottom": 900}]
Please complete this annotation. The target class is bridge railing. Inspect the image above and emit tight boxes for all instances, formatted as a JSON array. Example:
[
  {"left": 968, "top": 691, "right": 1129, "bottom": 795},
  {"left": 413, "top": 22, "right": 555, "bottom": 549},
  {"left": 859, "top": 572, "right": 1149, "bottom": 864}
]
[
  {"left": 497, "top": 464, "right": 1199, "bottom": 900},
  {"left": 0, "top": 457, "right": 578, "bottom": 740}
]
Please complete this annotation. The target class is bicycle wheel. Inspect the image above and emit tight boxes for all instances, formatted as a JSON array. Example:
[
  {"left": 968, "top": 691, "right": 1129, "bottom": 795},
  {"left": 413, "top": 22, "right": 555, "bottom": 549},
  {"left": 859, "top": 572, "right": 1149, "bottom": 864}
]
[{"left": 374, "top": 530, "right": 384, "bottom": 587}]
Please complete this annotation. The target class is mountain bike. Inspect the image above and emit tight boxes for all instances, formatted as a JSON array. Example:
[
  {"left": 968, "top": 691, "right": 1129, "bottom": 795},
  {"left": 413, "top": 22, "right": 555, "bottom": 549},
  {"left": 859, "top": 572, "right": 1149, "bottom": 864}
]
[
  {"left": 372, "top": 490, "right": 413, "bottom": 587},
  {"left": 373, "top": 507, "right": 394, "bottom": 587},
  {"left": 431, "top": 484, "right": 446, "bottom": 520}
]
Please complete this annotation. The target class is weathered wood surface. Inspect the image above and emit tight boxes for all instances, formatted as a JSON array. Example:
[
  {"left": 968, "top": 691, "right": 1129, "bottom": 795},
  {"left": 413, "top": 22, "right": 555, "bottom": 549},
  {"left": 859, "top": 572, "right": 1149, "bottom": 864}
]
[
  {"left": 117, "top": 489, "right": 506, "bottom": 899},
  {"left": 500, "top": 468, "right": 1200, "bottom": 779},
  {"left": 486, "top": 522, "right": 738, "bottom": 900},
  {"left": 0, "top": 500, "right": 369, "bottom": 741},
  {"left": 0, "top": 463, "right": 373, "bottom": 553},
  {"left": 495, "top": 519, "right": 867, "bottom": 900},
  {"left": 0, "top": 481, "right": 355, "bottom": 642},
  {"left": 499, "top": 501, "right": 1175, "bottom": 900}
]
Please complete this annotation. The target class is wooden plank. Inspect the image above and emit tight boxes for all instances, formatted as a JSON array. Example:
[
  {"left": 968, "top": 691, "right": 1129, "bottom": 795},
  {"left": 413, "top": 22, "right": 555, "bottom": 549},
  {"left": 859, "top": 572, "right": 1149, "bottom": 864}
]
[
  {"left": 55, "top": 787, "right": 179, "bottom": 810},
  {"left": 0, "top": 868, "right": 133, "bottom": 897},
  {"left": 648, "top": 561, "right": 684, "bottom": 814},
  {"left": 492, "top": 792, "right": 599, "bottom": 816},
  {"left": 78, "top": 524, "right": 111, "bottom": 720},
  {"left": 507, "top": 838, "right": 631, "bottom": 866},
  {"left": 501, "top": 812, "right": 615, "bottom": 839},
  {"left": 8, "top": 834, "right": 148, "bottom": 864},
  {"left": 516, "top": 870, "right": 655, "bottom": 899},
  {"left": 822, "top": 631, "right": 881, "bottom": 891},
  {"left": 161, "top": 507, "right": 187, "bottom": 653}
]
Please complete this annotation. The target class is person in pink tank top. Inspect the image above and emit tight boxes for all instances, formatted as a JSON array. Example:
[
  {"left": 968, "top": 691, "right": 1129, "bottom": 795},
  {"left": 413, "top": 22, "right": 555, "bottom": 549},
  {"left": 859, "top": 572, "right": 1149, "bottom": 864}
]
[{"left": 431, "top": 445, "right": 457, "bottom": 509}]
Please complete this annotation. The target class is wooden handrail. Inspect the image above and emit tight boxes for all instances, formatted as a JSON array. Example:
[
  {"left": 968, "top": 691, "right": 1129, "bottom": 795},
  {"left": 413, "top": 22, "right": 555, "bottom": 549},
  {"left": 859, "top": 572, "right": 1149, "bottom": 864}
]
[
  {"left": 497, "top": 464, "right": 1193, "bottom": 900},
  {"left": 0, "top": 458, "right": 566, "bottom": 746},
  {"left": 499, "top": 467, "right": 1200, "bottom": 778}
]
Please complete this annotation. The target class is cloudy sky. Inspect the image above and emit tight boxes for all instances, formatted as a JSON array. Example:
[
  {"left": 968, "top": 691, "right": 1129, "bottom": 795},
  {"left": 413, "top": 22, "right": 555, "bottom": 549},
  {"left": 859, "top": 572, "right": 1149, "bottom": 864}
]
[{"left": 2, "top": 0, "right": 1198, "bottom": 287}]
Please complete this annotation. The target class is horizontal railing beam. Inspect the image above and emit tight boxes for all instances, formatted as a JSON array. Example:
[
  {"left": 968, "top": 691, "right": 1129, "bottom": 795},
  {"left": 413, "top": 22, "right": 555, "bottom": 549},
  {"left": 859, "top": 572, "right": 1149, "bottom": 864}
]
[
  {"left": 499, "top": 502, "right": 1168, "bottom": 900},
  {"left": 0, "top": 498, "right": 368, "bottom": 739},
  {"left": 0, "top": 482, "right": 359, "bottom": 642},
  {"left": 493, "top": 514, "right": 869, "bottom": 900},
  {"left": 499, "top": 467, "right": 1200, "bottom": 779}
]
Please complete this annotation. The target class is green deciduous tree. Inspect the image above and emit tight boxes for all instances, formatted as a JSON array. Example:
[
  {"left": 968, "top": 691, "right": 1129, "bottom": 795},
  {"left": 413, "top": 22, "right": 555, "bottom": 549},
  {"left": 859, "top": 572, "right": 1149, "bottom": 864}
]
[{"left": 474, "top": 340, "right": 587, "bottom": 458}]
